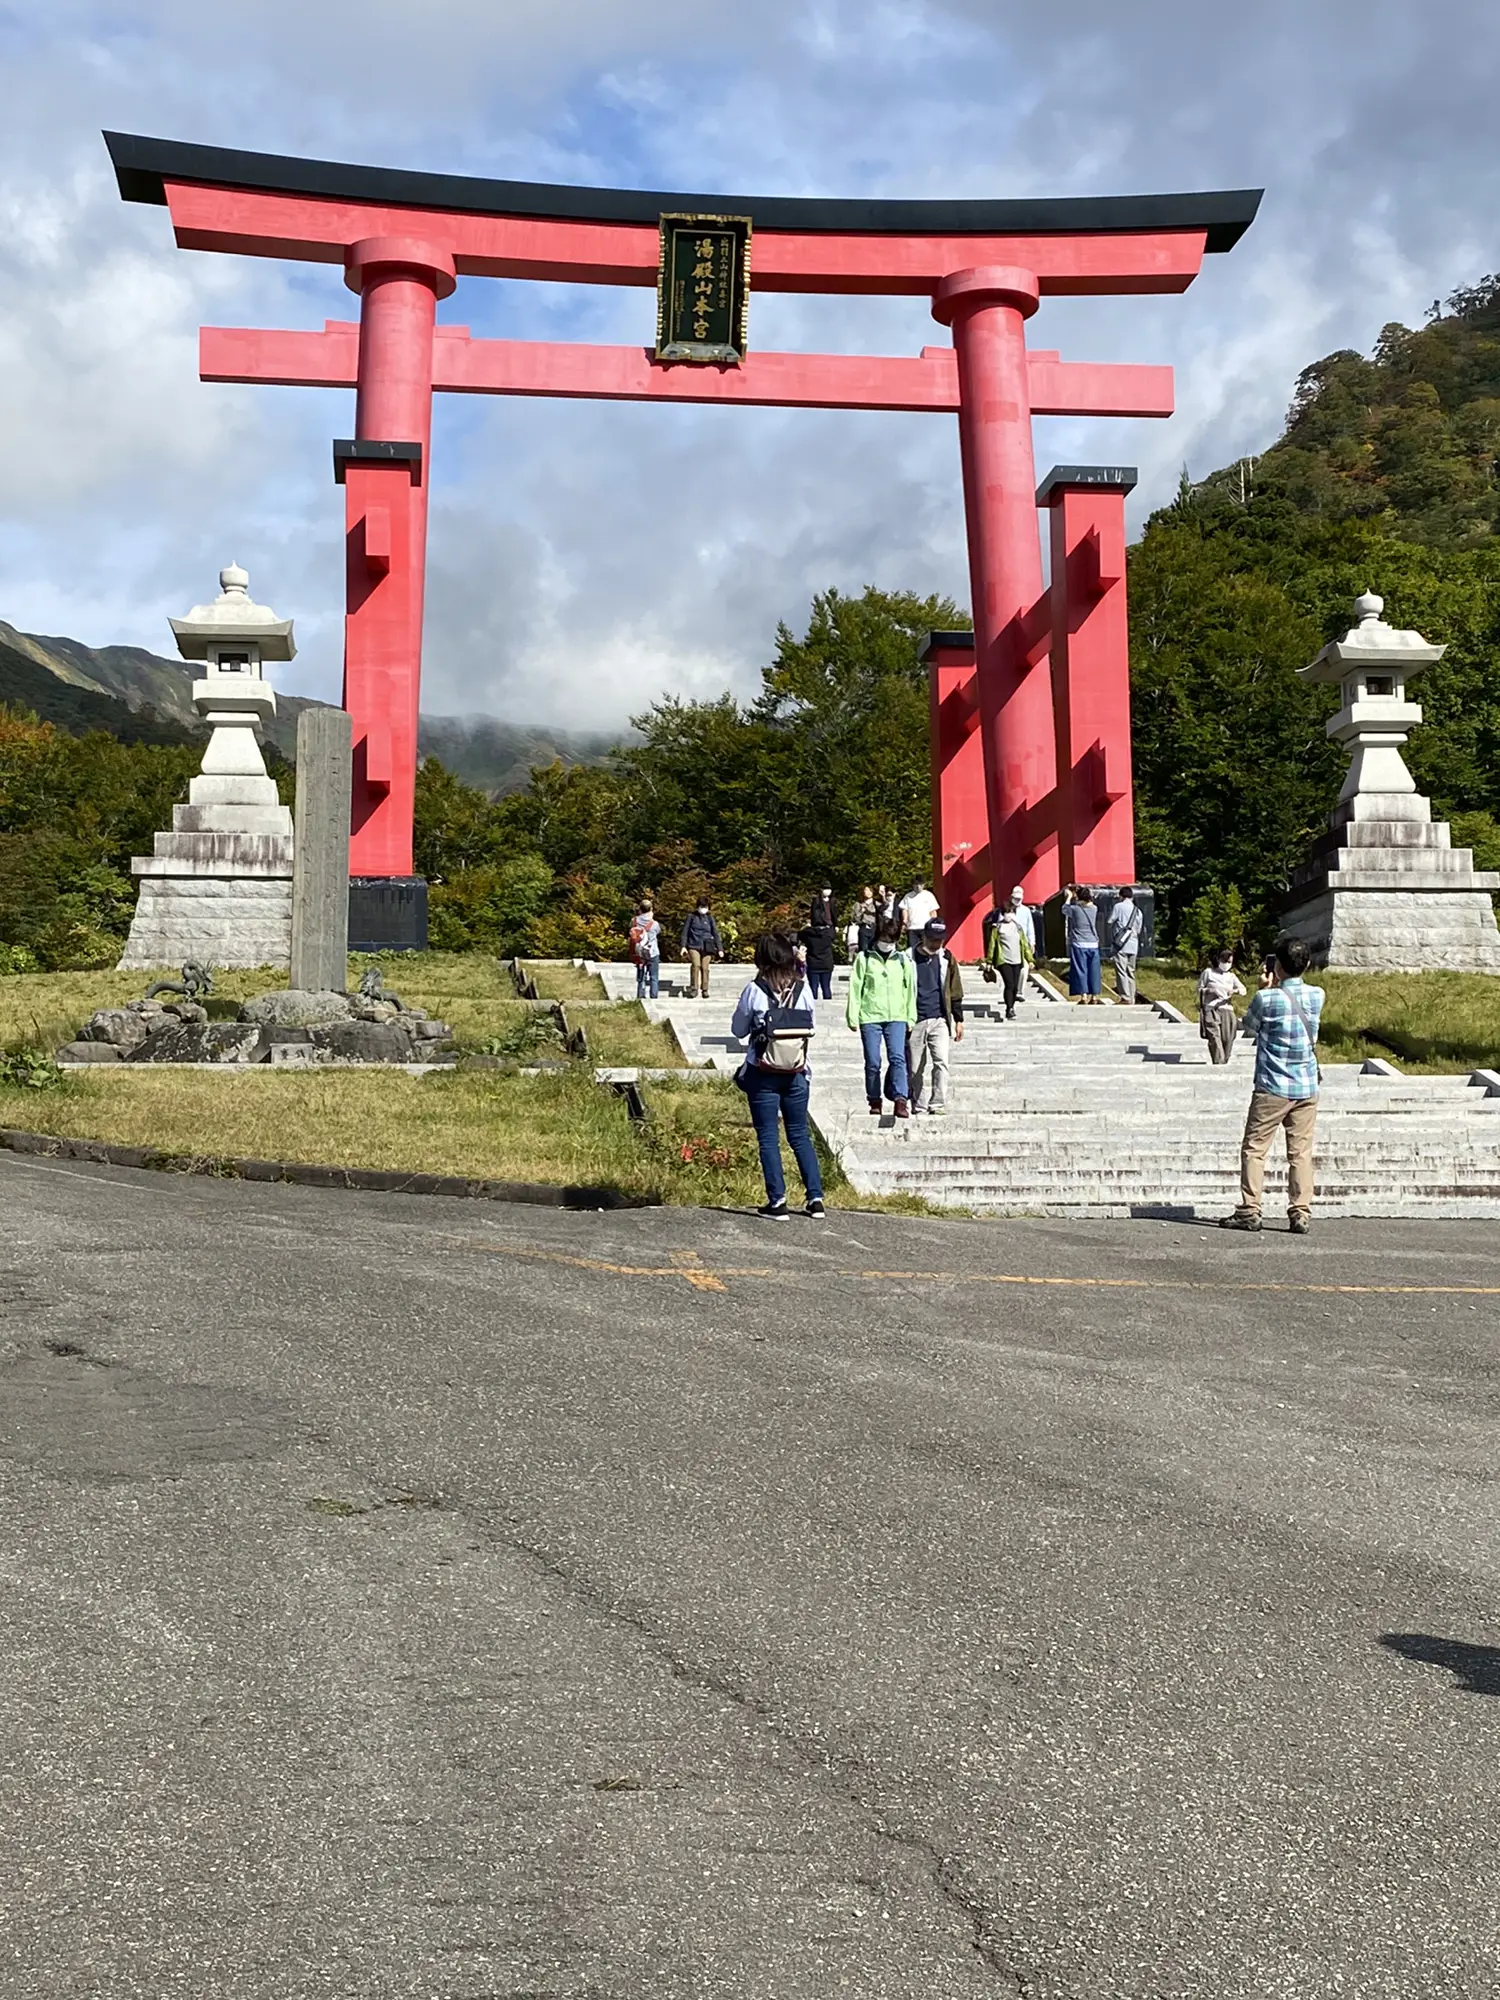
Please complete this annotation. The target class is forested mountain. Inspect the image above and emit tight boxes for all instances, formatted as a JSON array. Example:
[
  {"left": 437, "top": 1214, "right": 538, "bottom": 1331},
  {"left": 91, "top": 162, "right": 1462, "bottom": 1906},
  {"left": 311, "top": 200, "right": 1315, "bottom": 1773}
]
[
  {"left": 0, "top": 621, "right": 322, "bottom": 761},
  {"left": 0, "top": 620, "right": 619, "bottom": 794},
  {"left": 1129, "top": 275, "right": 1500, "bottom": 939}
]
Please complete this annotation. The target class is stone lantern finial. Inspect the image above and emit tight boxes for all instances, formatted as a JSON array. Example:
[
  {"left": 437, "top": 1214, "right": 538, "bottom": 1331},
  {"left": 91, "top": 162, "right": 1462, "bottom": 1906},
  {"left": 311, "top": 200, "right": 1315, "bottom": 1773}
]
[{"left": 219, "top": 561, "right": 251, "bottom": 598}]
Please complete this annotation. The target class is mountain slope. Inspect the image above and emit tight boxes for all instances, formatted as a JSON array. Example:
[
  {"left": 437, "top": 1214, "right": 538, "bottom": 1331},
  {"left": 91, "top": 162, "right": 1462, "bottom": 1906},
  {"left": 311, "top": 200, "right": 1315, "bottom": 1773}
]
[
  {"left": 0, "top": 621, "right": 321, "bottom": 760},
  {"left": 0, "top": 621, "right": 622, "bottom": 791}
]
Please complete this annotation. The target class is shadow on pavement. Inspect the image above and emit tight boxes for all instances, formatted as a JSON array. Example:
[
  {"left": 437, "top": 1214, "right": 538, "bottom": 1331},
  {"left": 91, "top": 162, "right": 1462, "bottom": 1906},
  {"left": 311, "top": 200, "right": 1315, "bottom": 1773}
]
[{"left": 1380, "top": 1632, "right": 1500, "bottom": 1695}]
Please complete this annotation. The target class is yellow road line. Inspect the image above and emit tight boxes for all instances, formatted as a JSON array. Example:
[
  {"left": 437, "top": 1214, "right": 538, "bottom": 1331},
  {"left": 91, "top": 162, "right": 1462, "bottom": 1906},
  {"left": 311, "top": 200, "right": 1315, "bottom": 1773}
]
[
  {"left": 463, "top": 1241, "right": 774, "bottom": 1287},
  {"left": 460, "top": 1240, "right": 1500, "bottom": 1297},
  {"left": 848, "top": 1272, "right": 1500, "bottom": 1294}
]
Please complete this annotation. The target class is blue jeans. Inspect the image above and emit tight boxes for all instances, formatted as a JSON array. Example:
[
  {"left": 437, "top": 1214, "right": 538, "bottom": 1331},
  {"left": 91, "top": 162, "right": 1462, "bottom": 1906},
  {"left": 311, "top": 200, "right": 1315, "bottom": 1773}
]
[
  {"left": 1068, "top": 944, "right": 1101, "bottom": 996},
  {"left": 859, "top": 1020, "right": 909, "bottom": 1103},
  {"left": 635, "top": 957, "right": 660, "bottom": 999},
  {"left": 806, "top": 966, "right": 832, "bottom": 999},
  {"left": 744, "top": 1066, "right": 823, "bottom": 1205}
]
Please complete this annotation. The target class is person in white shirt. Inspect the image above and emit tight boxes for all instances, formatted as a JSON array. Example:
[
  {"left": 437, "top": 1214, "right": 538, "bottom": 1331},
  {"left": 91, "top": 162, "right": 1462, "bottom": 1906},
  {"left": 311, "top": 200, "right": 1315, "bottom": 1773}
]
[
  {"left": 898, "top": 875, "right": 940, "bottom": 945},
  {"left": 1197, "top": 949, "right": 1246, "bottom": 1064}
]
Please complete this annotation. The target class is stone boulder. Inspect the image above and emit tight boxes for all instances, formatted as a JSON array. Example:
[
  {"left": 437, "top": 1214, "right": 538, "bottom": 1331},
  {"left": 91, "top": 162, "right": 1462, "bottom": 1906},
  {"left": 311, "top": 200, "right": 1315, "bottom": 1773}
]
[
  {"left": 238, "top": 989, "right": 353, "bottom": 1029},
  {"left": 131, "top": 1021, "right": 266, "bottom": 1065},
  {"left": 79, "top": 1008, "right": 153, "bottom": 1053},
  {"left": 308, "top": 1019, "right": 417, "bottom": 1063},
  {"left": 55, "top": 1040, "right": 123, "bottom": 1063}
]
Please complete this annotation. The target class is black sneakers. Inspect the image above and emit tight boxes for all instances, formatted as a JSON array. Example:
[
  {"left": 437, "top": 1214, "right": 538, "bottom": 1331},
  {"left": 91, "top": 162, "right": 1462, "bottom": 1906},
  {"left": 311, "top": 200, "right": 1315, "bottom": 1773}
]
[
  {"left": 805, "top": 1198, "right": 826, "bottom": 1219},
  {"left": 758, "top": 1200, "right": 789, "bottom": 1221}
]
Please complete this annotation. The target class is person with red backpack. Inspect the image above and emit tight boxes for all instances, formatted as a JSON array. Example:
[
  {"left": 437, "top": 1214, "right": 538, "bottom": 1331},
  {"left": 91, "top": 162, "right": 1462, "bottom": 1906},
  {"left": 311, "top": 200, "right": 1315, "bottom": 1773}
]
[{"left": 629, "top": 899, "right": 661, "bottom": 1000}]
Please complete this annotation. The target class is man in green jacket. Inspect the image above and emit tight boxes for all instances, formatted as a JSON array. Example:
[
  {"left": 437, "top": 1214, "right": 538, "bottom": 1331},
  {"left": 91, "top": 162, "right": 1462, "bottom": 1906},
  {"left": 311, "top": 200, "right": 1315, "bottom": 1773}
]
[{"left": 846, "top": 913, "right": 918, "bottom": 1117}]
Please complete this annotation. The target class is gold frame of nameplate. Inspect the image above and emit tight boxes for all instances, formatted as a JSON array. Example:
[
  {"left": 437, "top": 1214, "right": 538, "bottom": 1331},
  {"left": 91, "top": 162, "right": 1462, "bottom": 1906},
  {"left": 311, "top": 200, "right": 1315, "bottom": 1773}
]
[{"left": 655, "top": 213, "right": 753, "bottom": 364}]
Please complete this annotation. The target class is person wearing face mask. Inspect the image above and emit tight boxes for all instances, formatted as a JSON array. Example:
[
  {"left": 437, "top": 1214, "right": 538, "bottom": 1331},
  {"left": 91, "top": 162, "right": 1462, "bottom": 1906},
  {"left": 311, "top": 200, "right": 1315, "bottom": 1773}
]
[
  {"left": 731, "top": 928, "right": 824, "bottom": 1220},
  {"left": 679, "top": 896, "right": 724, "bottom": 999},
  {"left": 846, "top": 911, "right": 917, "bottom": 1118},
  {"left": 909, "top": 919, "right": 965, "bottom": 1115},
  {"left": 1197, "top": 946, "right": 1245, "bottom": 1064}
]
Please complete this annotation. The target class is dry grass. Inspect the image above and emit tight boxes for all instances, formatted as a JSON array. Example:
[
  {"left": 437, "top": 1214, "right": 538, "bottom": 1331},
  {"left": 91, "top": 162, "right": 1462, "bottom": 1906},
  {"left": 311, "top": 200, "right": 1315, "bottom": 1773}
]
[
  {"left": 1134, "top": 960, "right": 1500, "bottom": 1073},
  {"left": 0, "top": 1067, "right": 648, "bottom": 1188},
  {"left": 523, "top": 961, "right": 607, "bottom": 1003},
  {"left": 580, "top": 1004, "right": 686, "bottom": 1068},
  {"left": 0, "top": 1063, "right": 931, "bottom": 1211}
]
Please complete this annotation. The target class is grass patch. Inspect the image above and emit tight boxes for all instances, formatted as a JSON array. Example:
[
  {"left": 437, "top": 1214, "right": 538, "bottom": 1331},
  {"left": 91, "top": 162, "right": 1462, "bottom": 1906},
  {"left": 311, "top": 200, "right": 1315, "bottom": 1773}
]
[
  {"left": 1135, "top": 960, "right": 1500, "bottom": 1073},
  {"left": 0, "top": 1053, "right": 937, "bottom": 1211},
  {"left": 522, "top": 961, "right": 607, "bottom": 1003},
  {"left": 582, "top": 1003, "right": 687, "bottom": 1068},
  {"left": 0, "top": 1067, "right": 648, "bottom": 1187}
]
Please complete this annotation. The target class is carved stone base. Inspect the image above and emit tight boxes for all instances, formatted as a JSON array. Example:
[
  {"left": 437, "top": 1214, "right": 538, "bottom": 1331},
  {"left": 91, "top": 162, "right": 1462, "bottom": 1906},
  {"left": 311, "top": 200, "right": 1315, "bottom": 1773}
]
[
  {"left": 1279, "top": 885, "right": 1500, "bottom": 973},
  {"left": 118, "top": 873, "right": 293, "bottom": 969}
]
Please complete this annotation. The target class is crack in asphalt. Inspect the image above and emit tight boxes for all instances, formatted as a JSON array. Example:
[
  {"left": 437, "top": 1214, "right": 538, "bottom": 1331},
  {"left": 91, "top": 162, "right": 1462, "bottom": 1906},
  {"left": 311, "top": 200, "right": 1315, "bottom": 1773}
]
[{"left": 465, "top": 1506, "right": 1033, "bottom": 1996}]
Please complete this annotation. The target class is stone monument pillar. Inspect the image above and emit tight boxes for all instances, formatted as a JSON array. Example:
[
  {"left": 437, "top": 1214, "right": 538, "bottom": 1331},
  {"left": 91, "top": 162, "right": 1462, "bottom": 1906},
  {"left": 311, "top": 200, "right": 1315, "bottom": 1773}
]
[
  {"left": 290, "top": 706, "right": 353, "bottom": 993},
  {"left": 118, "top": 564, "right": 297, "bottom": 969},
  {"left": 1280, "top": 593, "right": 1500, "bottom": 971}
]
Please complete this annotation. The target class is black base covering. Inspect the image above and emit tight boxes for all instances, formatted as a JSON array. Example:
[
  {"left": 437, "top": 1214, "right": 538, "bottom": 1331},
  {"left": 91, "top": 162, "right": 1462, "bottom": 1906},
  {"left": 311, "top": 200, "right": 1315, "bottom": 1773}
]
[
  {"left": 348, "top": 876, "right": 428, "bottom": 953},
  {"left": 1042, "top": 885, "right": 1159, "bottom": 963}
]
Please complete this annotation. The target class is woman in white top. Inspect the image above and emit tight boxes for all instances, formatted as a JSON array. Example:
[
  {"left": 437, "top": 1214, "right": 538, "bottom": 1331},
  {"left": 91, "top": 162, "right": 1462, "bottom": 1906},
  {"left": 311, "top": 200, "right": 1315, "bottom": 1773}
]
[{"left": 1197, "top": 949, "right": 1246, "bottom": 1064}]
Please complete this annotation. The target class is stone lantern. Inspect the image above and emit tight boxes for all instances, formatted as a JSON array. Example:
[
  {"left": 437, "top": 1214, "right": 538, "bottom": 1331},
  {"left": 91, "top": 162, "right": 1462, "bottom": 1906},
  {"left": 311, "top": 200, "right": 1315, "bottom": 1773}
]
[
  {"left": 118, "top": 565, "right": 297, "bottom": 969},
  {"left": 1280, "top": 593, "right": 1500, "bottom": 971}
]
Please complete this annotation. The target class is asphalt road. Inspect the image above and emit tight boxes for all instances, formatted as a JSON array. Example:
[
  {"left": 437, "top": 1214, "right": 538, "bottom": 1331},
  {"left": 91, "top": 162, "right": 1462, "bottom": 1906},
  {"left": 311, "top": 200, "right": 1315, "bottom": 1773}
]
[{"left": 2, "top": 1152, "right": 1498, "bottom": 2000}]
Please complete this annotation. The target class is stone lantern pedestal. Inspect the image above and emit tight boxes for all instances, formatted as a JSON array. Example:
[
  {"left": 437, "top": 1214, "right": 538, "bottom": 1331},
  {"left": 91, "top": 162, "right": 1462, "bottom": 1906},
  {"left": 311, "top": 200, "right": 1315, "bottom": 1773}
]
[
  {"left": 118, "top": 565, "right": 297, "bottom": 969},
  {"left": 1280, "top": 593, "right": 1500, "bottom": 972}
]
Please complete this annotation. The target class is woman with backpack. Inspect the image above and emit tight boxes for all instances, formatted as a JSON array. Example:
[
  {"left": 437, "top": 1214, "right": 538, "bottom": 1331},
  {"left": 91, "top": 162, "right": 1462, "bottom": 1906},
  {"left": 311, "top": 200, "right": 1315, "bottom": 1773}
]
[
  {"left": 731, "top": 929, "right": 825, "bottom": 1220},
  {"left": 846, "top": 911, "right": 917, "bottom": 1118},
  {"left": 629, "top": 899, "right": 661, "bottom": 1000}
]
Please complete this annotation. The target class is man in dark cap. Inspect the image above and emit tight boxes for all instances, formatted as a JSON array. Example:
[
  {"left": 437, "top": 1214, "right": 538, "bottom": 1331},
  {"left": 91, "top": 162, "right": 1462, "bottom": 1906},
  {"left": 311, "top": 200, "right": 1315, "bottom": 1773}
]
[{"left": 909, "top": 918, "right": 965, "bottom": 1116}]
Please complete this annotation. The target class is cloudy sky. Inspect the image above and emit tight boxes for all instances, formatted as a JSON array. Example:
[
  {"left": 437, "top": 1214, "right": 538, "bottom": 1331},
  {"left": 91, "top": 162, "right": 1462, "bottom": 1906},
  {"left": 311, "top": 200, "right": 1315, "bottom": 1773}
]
[{"left": 1, "top": 0, "right": 1497, "bottom": 727}]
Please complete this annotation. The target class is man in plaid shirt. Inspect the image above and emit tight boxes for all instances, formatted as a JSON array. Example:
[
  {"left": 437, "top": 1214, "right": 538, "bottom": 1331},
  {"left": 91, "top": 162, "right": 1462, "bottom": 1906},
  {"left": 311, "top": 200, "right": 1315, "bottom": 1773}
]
[{"left": 1220, "top": 935, "right": 1325, "bottom": 1235}]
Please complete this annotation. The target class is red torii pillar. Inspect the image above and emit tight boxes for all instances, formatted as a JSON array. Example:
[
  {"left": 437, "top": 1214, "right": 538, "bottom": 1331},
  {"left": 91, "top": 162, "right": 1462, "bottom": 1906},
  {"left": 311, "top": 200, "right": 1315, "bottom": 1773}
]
[
  {"left": 1040, "top": 465, "right": 1138, "bottom": 887},
  {"left": 933, "top": 268, "right": 1057, "bottom": 912},
  {"left": 925, "top": 465, "right": 1139, "bottom": 953},
  {"left": 920, "top": 629, "right": 987, "bottom": 959}
]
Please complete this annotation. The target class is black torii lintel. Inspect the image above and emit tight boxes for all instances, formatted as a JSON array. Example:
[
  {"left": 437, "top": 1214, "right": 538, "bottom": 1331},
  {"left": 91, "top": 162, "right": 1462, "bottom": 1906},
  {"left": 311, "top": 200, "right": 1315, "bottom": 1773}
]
[
  {"left": 103, "top": 132, "right": 1262, "bottom": 253},
  {"left": 918, "top": 630, "right": 978, "bottom": 662}
]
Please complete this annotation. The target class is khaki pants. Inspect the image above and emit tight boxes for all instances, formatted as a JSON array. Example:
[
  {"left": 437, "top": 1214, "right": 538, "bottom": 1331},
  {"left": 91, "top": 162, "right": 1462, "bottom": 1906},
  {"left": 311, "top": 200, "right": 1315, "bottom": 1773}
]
[
  {"left": 1238, "top": 1090, "right": 1317, "bottom": 1221},
  {"left": 1114, "top": 952, "right": 1137, "bottom": 1004},
  {"left": 909, "top": 1016, "right": 951, "bottom": 1111},
  {"left": 686, "top": 948, "right": 713, "bottom": 996},
  {"left": 1202, "top": 1005, "right": 1237, "bottom": 1065}
]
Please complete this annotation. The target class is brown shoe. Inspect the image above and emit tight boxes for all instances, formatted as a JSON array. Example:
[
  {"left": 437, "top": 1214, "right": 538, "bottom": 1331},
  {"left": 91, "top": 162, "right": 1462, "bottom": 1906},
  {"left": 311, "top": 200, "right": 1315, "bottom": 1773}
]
[
  {"left": 894, "top": 1098, "right": 911, "bottom": 1119},
  {"left": 868, "top": 1099, "right": 882, "bottom": 1115}
]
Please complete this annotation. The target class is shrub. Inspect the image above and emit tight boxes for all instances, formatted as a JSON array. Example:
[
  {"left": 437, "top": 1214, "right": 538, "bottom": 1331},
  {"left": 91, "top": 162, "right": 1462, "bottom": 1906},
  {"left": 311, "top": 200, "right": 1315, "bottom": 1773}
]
[
  {"left": 0, "top": 943, "right": 39, "bottom": 975},
  {"left": 1176, "top": 883, "right": 1249, "bottom": 967},
  {"left": 0, "top": 1046, "right": 67, "bottom": 1089}
]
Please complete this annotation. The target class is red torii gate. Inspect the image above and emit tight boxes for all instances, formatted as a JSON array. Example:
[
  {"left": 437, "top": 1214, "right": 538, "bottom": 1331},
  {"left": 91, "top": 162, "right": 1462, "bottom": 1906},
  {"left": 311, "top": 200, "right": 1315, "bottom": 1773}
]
[{"left": 106, "top": 133, "right": 1259, "bottom": 950}]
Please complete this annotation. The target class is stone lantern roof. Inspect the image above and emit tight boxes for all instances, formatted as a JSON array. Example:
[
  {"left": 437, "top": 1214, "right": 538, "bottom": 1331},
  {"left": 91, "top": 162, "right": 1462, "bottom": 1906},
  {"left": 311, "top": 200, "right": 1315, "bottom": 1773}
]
[
  {"left": 1299, "top": 591, "right": 1443, "bottom": 686},
  {"left": 169, "top": 562, "right": 296, "bottom": 662}
]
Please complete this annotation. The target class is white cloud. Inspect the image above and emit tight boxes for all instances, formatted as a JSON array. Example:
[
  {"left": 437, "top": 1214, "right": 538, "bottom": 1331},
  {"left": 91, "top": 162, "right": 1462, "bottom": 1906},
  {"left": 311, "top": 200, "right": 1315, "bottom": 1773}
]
[{"left": 1, "top": 1, "right": 1499, "bottom": 725}]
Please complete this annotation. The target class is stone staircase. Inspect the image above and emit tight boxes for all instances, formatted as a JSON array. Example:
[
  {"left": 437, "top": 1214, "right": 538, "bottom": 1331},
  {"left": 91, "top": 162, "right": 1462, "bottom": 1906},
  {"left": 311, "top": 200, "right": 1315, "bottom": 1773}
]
[{"left": 585, "top": 960, "right": 1500, "bottom": 1218}]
